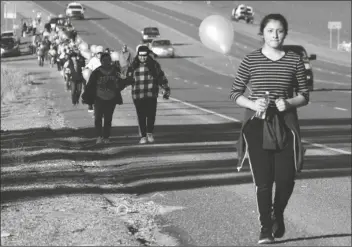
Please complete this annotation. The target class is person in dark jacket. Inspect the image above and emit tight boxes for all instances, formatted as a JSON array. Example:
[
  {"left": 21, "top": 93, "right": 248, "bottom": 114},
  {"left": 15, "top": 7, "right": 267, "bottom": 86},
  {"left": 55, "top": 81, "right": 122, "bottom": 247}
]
[
  {"left": 125, "top": 45, "right": 170, "bottom": 144},
  {"left": 65, "top": 52, "right": 85, "bottom": 105},
  {"left": 81, "top": 53, "right": 125, "bottom": 144},
  {"left": 229, "top": 14, "right": 309, "bottom": 244},
  {"left": 22, "top": 22, "right": 27, "bottom": 37}
]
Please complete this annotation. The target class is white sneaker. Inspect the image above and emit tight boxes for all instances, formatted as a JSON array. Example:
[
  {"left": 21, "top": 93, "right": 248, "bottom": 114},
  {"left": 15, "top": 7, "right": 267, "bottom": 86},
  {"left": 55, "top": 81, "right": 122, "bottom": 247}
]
[
  {"left": 103, "top": 138, "right": 110, "bottom": 144},
  {"left": 139, "top": 137, "right": 147, "bottom": 144},
  {"left": 146, "top": 133, "right": 154, "bottom": 143},
  {"left": 96, "top": 137, "right": 103, "bottom": 144}
]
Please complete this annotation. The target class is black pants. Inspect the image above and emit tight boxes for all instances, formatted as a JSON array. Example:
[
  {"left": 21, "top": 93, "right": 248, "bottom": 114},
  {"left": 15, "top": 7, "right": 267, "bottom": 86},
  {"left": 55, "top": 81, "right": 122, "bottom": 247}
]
[
  {"left": 71, "top": 81, "right": 82, "bottom": 104},
  {"left": 243, "top": 118, "right": 295, "bottom": 228},
  {"left": 38, "top": 55, "right": 44, "bottom": 66},
  {"left": 133, "top": 97, "right": 157, "bottom": 137},
  {"left": 94, "top": 97, "right": 116, "bottom": 138}
]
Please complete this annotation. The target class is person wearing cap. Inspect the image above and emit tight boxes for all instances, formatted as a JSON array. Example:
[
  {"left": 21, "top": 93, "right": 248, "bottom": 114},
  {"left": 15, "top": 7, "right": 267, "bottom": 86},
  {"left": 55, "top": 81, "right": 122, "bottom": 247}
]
[
  {"left": 125, "top": 45, "right": 170, "bottom": 144},
  {"left": 119, "top": 44, "right": 133, "bottom": 77},
  {"left": 82, "top": 53, "right": 125, "bottom": 144}
]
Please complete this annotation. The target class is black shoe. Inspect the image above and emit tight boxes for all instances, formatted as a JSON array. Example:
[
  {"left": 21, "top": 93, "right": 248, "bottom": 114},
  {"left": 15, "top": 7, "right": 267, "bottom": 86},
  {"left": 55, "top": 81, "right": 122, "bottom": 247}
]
[
  {"left": 258, "top": 227, "right": 274, "bottom": 244},
  {"left": 272, "top": 214, "right": 285, "bottom": 238}
]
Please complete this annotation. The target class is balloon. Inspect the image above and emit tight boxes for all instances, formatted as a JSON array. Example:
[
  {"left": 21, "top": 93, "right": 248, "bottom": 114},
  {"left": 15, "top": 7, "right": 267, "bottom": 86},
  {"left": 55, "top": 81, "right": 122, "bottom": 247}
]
[
  {"left": 111, "top": 51, "right": 119, "bottom": 61},
  {"left": 61, "top": 33, "right": 68, "bottom": 40},
  {"left": 82, "top": 68, "right": 92, "bottom": 82},
  {"left": 79, "top": 42, "right": 88, "bottom": 51},
  {"left": 199, "top": 15, "right": 234, "bottom": 55},
  {"left": 75, "top": 36, "right": 82, "bottom": 45},
  {"left": 81, "top": 50, "right": 92, "bottom": 60},
  {"left": 90, "top": 44, "right": 97, "bottom": 53},
  {"left": 96, "top": 45, "right": 104, "bottom": 53}
]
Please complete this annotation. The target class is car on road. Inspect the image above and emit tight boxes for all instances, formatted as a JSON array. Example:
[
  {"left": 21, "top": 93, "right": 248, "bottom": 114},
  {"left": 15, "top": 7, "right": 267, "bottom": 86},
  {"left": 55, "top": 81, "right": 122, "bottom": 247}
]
[
  {"left": 49, "top": 16, "right": 73, "bottom": 31},
  {"left": 0, "top": 37, "right": 20, "bottom": 57},
  {"left": 66, "top": 2, "right": 85, "bottom": 19},
  {"left": 148, "top": 39, "right": 175, "bottom": 58},
  {"left": 141, "top": 27, "right": 160, "bottom": 44},
  {"left": 231, "top": 4, "right": 254, "bottom": 24},
  {"left": 283, "top": 45, "right": 317, "bottom": 91},
  {"left": 1, "top": 30, "right": 20, "bottom": 44}
]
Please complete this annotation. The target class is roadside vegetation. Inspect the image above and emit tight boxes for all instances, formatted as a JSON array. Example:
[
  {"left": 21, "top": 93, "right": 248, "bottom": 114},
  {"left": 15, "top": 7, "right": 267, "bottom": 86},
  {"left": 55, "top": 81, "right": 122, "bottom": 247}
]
[{"left": 1, "top": 66, "right": 32, "bottom": 104}]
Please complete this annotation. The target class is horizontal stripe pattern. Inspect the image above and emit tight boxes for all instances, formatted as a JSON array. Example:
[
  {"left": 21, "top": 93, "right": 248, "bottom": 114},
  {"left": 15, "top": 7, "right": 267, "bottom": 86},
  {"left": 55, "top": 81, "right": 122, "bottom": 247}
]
[{"left": 230, "top": 49, "right": 309, "bottom": 107}]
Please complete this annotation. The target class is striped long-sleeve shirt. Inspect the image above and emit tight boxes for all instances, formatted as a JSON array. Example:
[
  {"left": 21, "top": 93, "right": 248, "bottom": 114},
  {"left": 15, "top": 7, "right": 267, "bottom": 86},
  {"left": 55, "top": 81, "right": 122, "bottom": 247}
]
[{"left": 229, "top": 49, "right": 309, "bottom": 107}]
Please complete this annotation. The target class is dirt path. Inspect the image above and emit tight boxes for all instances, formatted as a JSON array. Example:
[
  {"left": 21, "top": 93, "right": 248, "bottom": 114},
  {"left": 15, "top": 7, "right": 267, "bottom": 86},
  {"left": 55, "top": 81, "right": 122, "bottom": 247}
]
[{"left": 1, "top": 18, "right": 178, "bottom": 247}]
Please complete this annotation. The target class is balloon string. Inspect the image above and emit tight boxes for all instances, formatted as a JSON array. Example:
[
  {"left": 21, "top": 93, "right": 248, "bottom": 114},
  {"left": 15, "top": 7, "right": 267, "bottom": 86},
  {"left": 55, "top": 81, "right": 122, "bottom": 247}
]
[{"left": 226, "top": 54, "right": 252, "bottom": 94}]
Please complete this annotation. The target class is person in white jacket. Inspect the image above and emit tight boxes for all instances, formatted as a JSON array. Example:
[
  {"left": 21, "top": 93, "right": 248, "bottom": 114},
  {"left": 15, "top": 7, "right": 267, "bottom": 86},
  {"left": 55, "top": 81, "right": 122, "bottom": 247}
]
[{"left": 84, "top": 52, "right": 102, "bottom": 112}]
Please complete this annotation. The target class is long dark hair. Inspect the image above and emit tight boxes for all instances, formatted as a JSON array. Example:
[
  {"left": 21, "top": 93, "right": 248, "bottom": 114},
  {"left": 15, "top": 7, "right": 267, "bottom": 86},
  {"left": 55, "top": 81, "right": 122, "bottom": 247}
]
[{"left": 258, "top": 13, "right": 288, "bottom": 37}]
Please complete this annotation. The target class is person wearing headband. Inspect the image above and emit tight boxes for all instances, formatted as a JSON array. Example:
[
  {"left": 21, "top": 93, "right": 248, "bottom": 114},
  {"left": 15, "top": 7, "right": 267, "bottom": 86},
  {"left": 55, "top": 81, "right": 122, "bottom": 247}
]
[{"left": 125, "top": 45, "right": 170, "bottom": 144}]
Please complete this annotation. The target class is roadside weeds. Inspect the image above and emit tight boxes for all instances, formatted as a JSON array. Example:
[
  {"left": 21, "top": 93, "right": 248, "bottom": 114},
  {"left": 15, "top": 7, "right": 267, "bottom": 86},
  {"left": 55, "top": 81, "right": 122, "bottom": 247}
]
[
  {"left": 1, "top": 56, "right": 179, "bottom": 247},
  {"left": 1, "top": 66, "right": 33, "bottom": 105}
]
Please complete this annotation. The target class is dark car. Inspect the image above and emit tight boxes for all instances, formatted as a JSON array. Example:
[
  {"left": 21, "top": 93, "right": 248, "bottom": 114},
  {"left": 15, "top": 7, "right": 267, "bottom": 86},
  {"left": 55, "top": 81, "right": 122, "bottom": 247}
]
[
  {"left": 283, "top": 45, "right": 317, "bottom": 91},
  {"left": 1, "top": 37, "right": 20, "bottom": 57},
  {"left": 141, "top": 27, "right": 160, "bottom": 44},
  {"left": 49, "top": 17, "right": 69, "bottom": 30}
]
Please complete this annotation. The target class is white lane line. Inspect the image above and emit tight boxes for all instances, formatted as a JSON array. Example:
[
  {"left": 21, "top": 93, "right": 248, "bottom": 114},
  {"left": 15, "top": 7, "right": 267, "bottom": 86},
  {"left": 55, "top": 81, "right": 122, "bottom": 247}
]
[
  {"left": 217, "top": 87, "right": 223, "bottom": 90},
  {"left": 184, "top": 79, "right": 188, "bottom": 82},
  {"left": 315, "top": 67, "right": 350, "bottom": 78},
  {"left": 301, "top": 140, "right": 351, "bottom": 155},
  {"left": 168, "top": 96, "right": 240, "bottom": 122},
  {"left": 168, "top": 95, "right": 351, "bottom": 155},
  {"left": 174, "top": 77, "right": 180, "bottom": 80},
  {"left": 38, "top": 1, "right": 351, "bottom": 156},
  {"left": 315, "top": 79, "right": 351, "bottom": 86},
  {"left": 334, "top": 107, "right": 348, "bottom": 111},
  {"left": 204, "top": 85, "right": 210, "bottom": 87},
  {"left": 193, "top": 82, "right": 198, "bottom": 84},
  {"left": 125, "top": 1, "right": 196, "bottom": 28}
]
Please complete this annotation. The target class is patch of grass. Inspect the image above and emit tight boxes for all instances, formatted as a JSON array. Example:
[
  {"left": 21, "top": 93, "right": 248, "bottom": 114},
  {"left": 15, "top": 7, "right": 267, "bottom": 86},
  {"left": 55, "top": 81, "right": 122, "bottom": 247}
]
[{"left": 1, "top": 66, "right": 33, "bottom": 104}]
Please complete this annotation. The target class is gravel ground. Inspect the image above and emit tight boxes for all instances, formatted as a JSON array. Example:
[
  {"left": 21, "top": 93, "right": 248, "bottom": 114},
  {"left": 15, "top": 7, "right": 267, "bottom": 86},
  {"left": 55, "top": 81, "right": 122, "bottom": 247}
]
[{"left": 1, "top": 40, "right": 178, "bottom": 246}]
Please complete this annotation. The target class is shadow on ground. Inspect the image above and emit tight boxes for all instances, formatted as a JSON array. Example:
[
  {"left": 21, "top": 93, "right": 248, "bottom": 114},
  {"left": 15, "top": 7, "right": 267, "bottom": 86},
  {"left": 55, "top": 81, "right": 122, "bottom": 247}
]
[
  {"left": 84, "top": 17, "right": 110, "bottom": 21},
  {"left": 1, "top": 119, "right": 351, "bottom": 203},
  {"left": 274, "top": 233, "right": 352, "bottom": 244},
  {"left": 172, "top": 43, "right": 192, "bottom": 46},
  {"left": 173, "top": 55, "right": 203, "bottom": 59}
]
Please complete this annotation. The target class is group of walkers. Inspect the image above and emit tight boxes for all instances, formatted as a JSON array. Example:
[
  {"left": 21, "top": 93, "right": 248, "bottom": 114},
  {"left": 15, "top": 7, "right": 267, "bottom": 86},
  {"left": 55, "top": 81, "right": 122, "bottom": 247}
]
[
  {"left": 81, "top": 45, "right": 170, "bottom": 144},
  {"left": 27, "top": 10, "right": 311, "bottom": 245},
  {"left": 29, "top": 14, "right": 171, "bottom": 145}
]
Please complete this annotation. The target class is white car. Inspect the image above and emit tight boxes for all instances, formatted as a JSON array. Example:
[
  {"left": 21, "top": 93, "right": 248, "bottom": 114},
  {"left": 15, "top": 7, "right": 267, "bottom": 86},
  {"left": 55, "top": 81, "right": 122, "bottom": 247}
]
[
  {"left": 66, "top": 2, "right": 85, "bottom": 19},
  {"left": 148, "top": 39, "right": 175, "bottom": 58}
]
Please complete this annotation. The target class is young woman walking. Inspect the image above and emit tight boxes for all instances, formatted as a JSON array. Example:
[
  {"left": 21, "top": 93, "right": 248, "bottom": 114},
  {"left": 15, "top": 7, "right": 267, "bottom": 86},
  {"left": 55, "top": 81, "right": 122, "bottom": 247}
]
[{"left": 230, "top": 13, "right": 309, "bottom": 244}]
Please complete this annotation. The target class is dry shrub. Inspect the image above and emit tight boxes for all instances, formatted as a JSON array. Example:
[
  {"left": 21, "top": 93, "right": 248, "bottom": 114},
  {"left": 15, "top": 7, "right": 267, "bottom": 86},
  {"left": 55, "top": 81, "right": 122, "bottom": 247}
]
[{"left": 1, "top": 66, "right": 32, "bottom": 104}]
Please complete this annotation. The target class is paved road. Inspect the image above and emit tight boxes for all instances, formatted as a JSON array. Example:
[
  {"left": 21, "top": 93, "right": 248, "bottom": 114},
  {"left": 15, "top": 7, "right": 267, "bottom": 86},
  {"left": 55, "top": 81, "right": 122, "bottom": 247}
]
[{"left": 8, "top": 1, "right": 351, "bottom": 246}]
